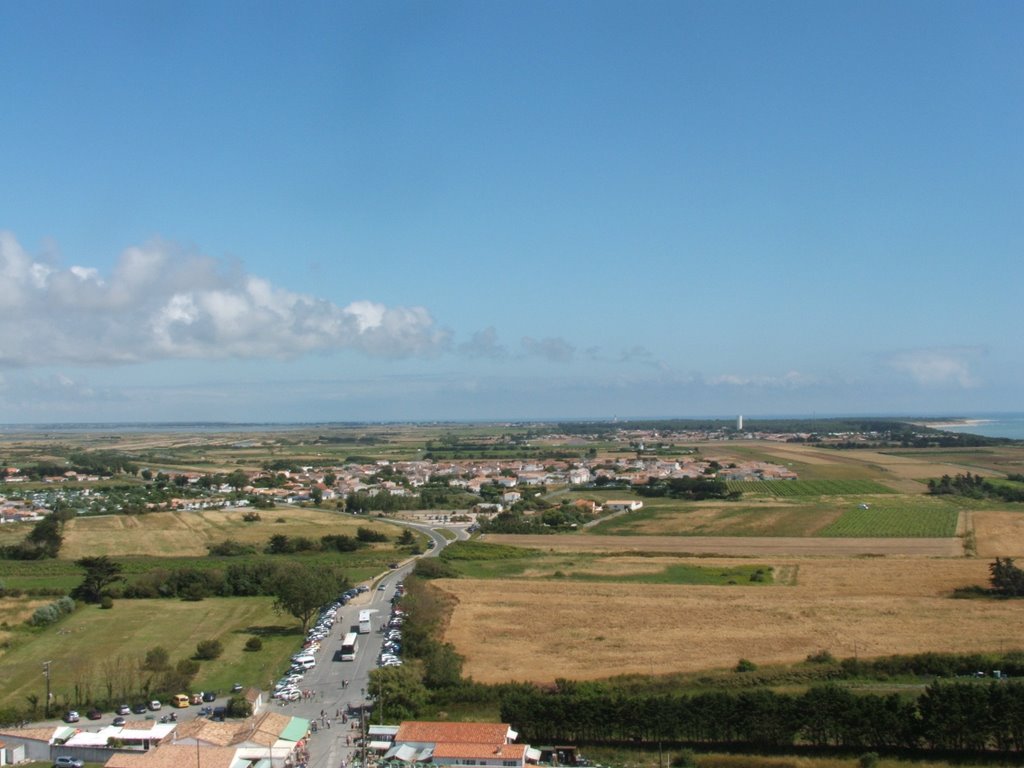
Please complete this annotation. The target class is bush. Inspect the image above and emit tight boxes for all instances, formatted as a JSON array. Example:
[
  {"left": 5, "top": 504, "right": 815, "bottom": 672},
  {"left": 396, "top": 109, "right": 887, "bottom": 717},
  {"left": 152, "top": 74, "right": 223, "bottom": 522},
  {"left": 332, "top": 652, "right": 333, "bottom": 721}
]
[
  {"left": 195, "top": 639, "right": 224, "bottom": 660},
  {"left": 226, "top": 695, "right": 252, "bottom": 718},
  {"left": 735, "top": 658, "right": 758, "bottom": 673},
  {"left": 806, "top": 649, "right": 836, "bottom": 664},
  {"left": 673, "top": 749, "right": 698, "bottom": 768},
  {"left": 858, "top": 752, "right": 879, "bottom": 768},
  {"left": 100, "top": 595, "right": 114, "bottom": 609},
  {"left": 245, "top": 636, "right": 263, "bottom": 652},
  {"left": 27, "top": 596, "right": 75, "bottom": 627}
]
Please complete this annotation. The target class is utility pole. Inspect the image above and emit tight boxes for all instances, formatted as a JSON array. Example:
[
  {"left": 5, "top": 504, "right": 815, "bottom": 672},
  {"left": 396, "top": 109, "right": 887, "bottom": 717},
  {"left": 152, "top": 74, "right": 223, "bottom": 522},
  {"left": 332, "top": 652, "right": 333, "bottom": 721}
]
[
  {"left": 42, "top": 661, "right": 52, "bottom": 720},
  {"left": 360, "top": 689, "right": 367, "bottom": 768}
]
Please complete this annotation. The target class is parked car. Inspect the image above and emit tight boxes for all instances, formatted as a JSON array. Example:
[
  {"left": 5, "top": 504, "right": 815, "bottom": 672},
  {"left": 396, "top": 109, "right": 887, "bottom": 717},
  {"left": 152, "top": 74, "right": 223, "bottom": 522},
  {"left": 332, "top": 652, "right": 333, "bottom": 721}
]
[
  {"left": 112, "top": 716, "right": 126, "bottom": 727},
  {"left": 53, "top": 757, "right": 85, "bottom": 768},
  {"left": 231, "top": 683, "right": 244, "bottom": 693},
  {"left": 132, "top": 703, "right": 148, "bottom": 714},
  {"left": 62, "top": 710, "right": 80, "bottom": 723},
  {"left": 202, "top": 691, "right": 217, "bottom": 702},
  {"left": 117, "top": 703, "right": 131, "bottom": 715},
  {"left": 212, "top": 706, "right": 227, "bottom": 721},
  {"left": 148, "top": 700, "right": 162, "bottom": 711},
  {"left": 189, "top": 693, "right": 203, "bottom": 705},
  {"left": 86, "top": 708, "right": 103, "bottom": 720}
]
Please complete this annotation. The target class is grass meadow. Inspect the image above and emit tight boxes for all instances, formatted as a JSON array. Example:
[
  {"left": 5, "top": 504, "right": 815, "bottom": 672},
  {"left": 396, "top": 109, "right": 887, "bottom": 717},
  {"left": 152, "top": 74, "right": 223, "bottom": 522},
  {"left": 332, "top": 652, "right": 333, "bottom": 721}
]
[
  {"left": 439, "top": 542, "right": 774, "bottom": 585},
  {"left": 0, "top": 597, "right": 301, "bottom": 713}
]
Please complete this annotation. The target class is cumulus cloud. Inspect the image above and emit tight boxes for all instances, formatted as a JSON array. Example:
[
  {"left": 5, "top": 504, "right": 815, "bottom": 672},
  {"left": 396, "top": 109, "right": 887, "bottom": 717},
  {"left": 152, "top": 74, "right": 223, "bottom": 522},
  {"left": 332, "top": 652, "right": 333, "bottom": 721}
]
[
  {"left": 521, "top": 336, "right": 575, "bottom": 362},
  {"left": 0, "top": 232, "right": 448, "bottom": 366},
  {"left": 885, "top": 347, "right": 982, "bottom": 388},
  {"left": 458, "top": 327, "right": 508, "bottom": 359}
]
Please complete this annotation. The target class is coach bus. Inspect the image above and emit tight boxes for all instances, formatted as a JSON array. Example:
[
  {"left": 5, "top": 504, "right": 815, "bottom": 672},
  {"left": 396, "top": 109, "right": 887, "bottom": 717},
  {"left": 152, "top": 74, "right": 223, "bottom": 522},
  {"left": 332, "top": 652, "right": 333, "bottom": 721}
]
[
  {"left": 358, "top": 609, "right": 373, "bottom": 634},
  {"left": 340, "top": 632, "right": 359, "bottom": 661}
]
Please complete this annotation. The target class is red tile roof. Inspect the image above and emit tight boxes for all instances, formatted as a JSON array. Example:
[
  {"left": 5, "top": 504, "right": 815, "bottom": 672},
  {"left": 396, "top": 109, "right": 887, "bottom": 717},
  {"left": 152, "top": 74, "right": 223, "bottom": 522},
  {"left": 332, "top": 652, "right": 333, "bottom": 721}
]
[
  {"left": 433, "top": 743, "right": 526, "bottom": 759},
  {"left": 395, "top": 721, "right": 512, "bottom": 745}
]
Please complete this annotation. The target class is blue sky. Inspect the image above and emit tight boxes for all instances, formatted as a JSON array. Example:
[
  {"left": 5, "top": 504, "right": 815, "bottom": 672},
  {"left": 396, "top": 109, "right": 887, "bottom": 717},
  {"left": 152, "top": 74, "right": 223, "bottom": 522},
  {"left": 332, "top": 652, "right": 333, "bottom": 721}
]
[{"left": 0, "top": 0, "right": 1020, "bottom": 422}]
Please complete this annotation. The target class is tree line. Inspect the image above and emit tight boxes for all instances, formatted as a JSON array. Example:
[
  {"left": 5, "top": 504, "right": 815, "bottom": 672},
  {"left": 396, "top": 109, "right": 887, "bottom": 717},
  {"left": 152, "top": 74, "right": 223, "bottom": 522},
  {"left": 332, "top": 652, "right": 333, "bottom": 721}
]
[
  {"left": 499, "top": 679, "right": 1024, "bottom": 755},
  {"left": 928, "top": 472, "right": 1024, "bottom": 502},
  {"left": 635, "top": 476, "right": 739, "bottom": 500}
]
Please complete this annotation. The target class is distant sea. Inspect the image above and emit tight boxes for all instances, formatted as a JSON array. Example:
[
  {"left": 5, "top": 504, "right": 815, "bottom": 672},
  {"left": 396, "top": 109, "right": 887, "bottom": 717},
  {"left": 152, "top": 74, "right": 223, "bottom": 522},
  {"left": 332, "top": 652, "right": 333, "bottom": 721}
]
[{"left": 937, "top": 413, "right": 1024, "bottom": 441}]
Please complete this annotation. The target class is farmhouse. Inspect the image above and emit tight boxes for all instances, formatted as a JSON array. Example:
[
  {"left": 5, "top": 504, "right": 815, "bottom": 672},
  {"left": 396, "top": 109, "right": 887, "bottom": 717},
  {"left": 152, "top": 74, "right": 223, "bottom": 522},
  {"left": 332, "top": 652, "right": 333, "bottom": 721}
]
[{"left": 604, "top": 500, "right": 643, "bottom": 512}]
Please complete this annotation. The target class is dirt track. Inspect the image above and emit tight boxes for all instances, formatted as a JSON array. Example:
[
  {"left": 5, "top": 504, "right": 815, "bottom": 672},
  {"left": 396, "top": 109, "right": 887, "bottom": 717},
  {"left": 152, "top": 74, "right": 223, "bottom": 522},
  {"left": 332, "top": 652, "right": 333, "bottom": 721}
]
[{"left": 483, "top": 533, "right": 964, "bottom": 557}]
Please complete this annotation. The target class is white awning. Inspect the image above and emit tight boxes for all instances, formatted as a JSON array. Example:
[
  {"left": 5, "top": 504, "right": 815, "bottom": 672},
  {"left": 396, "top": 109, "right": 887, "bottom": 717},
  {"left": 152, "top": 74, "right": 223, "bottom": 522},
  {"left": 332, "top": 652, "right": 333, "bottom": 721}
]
[{"left": 526, "top": 747, "right": 542, "bottom": 762}]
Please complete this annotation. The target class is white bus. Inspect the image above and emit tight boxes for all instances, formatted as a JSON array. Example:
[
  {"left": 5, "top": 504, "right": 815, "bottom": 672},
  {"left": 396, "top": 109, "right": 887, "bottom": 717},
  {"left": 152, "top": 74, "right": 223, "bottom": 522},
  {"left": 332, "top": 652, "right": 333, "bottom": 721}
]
[
  {"left": 358, "top": 610, "right": 373, "bottom": 634},
  {"left": 340, "top": 632, "right": 359, "bottom": 661}
]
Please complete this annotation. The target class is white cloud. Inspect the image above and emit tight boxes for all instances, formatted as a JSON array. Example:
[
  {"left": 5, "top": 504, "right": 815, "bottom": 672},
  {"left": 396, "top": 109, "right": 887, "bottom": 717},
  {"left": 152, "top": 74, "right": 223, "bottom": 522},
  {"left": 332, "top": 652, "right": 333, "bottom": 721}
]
[
  {"left": 521, "top": 336, "right": 575, "bottom": 362},
  {"left": 458, "top": 327, "right": 507, "bottom": 359},
  {"left": 885, "top": 347, "right": 982, "bottom": 388},
  {"left": 0, "top": 232, "right": 448, "bottom": 366},
  {"left": 707, "top": 370, "right": 816, "bottom": 388}
]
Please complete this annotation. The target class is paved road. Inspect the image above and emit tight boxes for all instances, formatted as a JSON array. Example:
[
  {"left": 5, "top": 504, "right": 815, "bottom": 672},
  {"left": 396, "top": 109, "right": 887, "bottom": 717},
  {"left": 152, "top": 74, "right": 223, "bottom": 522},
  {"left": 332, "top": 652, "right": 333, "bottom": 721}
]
[{"left": 288, "top": 522, "right": 459, "bottom": 768}]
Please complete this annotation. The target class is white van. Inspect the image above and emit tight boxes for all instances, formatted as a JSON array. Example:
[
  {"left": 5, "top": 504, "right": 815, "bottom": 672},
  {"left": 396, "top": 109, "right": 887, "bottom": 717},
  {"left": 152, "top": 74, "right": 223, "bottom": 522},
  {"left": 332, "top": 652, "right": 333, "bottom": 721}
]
[{"left": 292, "top": 655, "right": 316, "bottom": 669}]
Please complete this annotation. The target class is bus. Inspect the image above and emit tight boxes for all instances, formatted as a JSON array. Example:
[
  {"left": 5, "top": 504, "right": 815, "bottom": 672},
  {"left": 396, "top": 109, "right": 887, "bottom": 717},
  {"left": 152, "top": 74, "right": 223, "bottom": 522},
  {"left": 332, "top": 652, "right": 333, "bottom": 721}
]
[
  {"left": 358, "top": 610, "right": 373, "bottom": 634},
  {"left": 340, "top": 632, "right": 359, "bottom": 661}
]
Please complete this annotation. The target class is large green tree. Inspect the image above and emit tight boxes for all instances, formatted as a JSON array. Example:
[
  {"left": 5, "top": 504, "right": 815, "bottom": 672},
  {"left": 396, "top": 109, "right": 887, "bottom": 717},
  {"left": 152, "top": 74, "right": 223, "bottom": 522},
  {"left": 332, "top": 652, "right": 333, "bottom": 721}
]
[
  {"left": 368, "top": 663, "right": 428, "bottom": 721},
  {"left": 271, "top": 562, "right": 343, "bottom": 632},
  {"left": 71, "top": 555, "right": 125, "bottom": 603}
]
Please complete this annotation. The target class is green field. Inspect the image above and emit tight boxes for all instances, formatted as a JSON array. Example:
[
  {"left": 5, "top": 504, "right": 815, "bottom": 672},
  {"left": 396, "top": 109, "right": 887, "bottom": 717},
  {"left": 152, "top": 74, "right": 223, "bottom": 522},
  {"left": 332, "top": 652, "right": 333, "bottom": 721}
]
[
  {"left": 585, "top": 499, "right": 835, "bottom": 537},
  {"left": 726, "top": 479, "right": 895, "bottom": 496},
  {"left": 0, "top": 597, "right": 303, "bottom": 714},
  {"left": 437, "top": 542, "right": 773, "bottom": 585},
  {"left": 819, "top": 500, "right": 960, "bottom": 537}
]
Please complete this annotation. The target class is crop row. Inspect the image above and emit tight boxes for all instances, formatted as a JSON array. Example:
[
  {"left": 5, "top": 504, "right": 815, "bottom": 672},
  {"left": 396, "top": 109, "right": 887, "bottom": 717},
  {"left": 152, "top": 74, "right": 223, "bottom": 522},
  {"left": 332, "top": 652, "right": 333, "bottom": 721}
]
[
  {"left": 819, "top": 506, "right": 959, "bottom": 537},
  {"left": 726, "top": 479, "right": 894, "bottom": 496}
]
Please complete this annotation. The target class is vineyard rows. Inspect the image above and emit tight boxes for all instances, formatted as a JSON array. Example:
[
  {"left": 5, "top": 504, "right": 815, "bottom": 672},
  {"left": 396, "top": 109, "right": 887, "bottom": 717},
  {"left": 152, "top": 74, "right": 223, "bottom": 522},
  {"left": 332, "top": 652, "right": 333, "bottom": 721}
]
[
  {"left": 819, "top": 506, "right": 959, "bottom": 537},
  {"left": 726, "top": 479, "right": 894, "bottom": 496}
]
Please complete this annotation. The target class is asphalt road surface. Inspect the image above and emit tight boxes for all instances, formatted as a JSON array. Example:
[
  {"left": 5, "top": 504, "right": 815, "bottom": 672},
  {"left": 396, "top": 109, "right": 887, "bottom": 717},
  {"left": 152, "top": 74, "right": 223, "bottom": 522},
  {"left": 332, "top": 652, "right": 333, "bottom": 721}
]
[
  {"left": 19, "top": 521, "right": 466, "bottom": 768},
  {"left": 283, "top": 522, "right": 461, "bottom": 768}
]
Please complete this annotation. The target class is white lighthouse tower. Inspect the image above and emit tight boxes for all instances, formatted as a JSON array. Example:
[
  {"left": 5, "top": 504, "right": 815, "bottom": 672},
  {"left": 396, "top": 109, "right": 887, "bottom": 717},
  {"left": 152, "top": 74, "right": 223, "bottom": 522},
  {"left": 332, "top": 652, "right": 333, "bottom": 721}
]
[{"left": 737, "top": 414, "right": 744, "bottom": 431}]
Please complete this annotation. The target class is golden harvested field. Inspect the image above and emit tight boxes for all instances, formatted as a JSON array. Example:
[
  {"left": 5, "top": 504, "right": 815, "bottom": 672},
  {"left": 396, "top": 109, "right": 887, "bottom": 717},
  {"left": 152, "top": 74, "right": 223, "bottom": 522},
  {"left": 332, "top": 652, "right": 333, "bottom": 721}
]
[
  {"left": 60, "top": 508, "right": 397, "bottom": 558},
  {"left": 438, "top": 557, "right": 1020, "bottom": 683},
  {"left": 972, "top": 510, "right": 1024, "bottom": 557}
]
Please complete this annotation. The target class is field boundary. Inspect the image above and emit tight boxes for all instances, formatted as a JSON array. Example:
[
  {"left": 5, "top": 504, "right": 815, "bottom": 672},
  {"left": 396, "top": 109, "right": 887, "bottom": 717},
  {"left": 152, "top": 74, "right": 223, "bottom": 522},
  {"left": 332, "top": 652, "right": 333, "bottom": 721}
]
[{"left": 482, "top": 533, "right": 963, "bottom": 556}]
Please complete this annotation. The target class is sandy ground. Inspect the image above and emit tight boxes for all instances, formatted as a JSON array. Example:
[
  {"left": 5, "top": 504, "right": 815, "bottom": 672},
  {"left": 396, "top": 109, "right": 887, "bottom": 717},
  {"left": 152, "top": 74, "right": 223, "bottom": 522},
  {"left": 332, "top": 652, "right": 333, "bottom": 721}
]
[
  {"left": 482, "top": 533, "right": 964, "bottom": 556},
  {"left": 438, "top": 557, "right": 1014, "bottom": 684}
]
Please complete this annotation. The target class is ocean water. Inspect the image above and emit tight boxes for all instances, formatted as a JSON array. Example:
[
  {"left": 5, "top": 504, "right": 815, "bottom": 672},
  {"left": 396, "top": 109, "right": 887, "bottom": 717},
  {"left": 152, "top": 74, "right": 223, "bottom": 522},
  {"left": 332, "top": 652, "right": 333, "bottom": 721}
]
[{"left": 940, "top": 413, "right": 1024, "bottom": 441}]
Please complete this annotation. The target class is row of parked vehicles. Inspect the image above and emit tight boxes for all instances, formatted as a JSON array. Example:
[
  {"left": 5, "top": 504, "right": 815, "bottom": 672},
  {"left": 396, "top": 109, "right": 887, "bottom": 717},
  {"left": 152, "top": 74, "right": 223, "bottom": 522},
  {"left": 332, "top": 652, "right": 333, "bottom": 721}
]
[
  {"left": 378, "top": 583, "right": 405, "bottom": 668},
  {"left": 61, "top": 685, "right": 244, "bottom": 725},
  {"left": 273, "top": 594, "right": 348, "bottom": 700}
]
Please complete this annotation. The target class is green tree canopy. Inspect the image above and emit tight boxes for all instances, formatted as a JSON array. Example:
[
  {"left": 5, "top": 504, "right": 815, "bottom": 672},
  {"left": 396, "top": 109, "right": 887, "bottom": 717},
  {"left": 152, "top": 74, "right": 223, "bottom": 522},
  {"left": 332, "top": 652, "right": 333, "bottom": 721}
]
[
  {"left": 71, "top": 555, "right": 125, "bottom": 603},
  {"left": 271, "top": 562, "right": 344, "bottom": 633}
]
